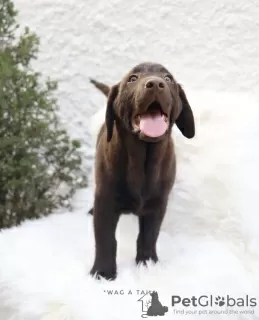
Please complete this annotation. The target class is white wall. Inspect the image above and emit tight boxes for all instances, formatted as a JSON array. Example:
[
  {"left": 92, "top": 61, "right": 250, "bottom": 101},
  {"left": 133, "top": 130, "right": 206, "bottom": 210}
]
[{"left": 13, "top": 0, "right": 259, "bottom": 166}]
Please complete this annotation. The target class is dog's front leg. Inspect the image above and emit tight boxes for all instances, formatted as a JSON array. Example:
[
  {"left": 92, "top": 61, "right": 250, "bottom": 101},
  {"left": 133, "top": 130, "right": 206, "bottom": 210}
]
[
  {"left": 90, "top": 195, "right": 119, "bottom": 280},
  {"left": 136, "top": 197, "right": 167, "bottom": 265}
]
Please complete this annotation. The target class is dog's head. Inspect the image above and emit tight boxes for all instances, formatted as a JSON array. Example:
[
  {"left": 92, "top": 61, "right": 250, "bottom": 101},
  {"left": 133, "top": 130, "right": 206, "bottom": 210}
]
[
  {"left": 150, "top": 291, "right": 158, "bottom": 300},
  {"left": 105, "top": 62, "right": 195, "bottom": 142}
]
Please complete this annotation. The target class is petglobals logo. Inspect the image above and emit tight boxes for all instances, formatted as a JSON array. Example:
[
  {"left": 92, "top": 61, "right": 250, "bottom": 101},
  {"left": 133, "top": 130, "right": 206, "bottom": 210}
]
[{"left": 171, "top": 295, "right": 257, "bottom": 308}]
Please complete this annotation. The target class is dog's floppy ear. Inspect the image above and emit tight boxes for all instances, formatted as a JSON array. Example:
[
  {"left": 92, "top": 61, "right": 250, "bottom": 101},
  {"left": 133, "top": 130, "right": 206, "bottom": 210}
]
[
  {"left": 175, "top": 84, "right": 195, "bottom": 138},
  {"left": 105, "top": 84, "right": 119, "bottom": 142}
]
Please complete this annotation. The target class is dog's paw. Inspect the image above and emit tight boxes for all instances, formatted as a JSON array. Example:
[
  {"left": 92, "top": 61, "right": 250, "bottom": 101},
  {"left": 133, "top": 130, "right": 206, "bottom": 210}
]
[
  {"left": 135, "top": 252, "right": 158, "bottom": 266},
  {"left": 215, "top": 296, "right": 225, "bottom": 307},
  {"left": 90, "top": 265, "right": 117, "bottom": 281}
]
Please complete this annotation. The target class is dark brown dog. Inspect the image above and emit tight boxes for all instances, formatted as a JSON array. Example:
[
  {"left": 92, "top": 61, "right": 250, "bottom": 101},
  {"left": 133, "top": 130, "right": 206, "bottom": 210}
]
[{"left": 89, "top": 62, "right": 195, "bottom": 280}]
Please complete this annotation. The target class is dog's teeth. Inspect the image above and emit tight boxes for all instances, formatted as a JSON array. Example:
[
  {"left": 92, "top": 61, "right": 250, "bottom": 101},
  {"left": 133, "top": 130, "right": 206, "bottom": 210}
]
[{"left": 133, "top": 123, "right": 139, "bottom": 132}]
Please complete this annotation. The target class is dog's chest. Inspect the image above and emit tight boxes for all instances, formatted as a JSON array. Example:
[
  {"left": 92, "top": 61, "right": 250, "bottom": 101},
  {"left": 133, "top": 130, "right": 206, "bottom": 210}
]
[
  {"left": 126, "top": 160, "right": 160, "bottom": 198},
  {"left": 114, "top": 179, "right": 157, "bottom": 214},
  {"left": 114, "top": 145, "right": 170, "bottom": 213}
]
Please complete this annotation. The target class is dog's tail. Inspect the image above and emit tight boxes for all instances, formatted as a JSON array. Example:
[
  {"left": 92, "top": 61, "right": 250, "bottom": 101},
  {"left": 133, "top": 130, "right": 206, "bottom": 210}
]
[{"left": 89, "top": 78, "right": 110, "bottom": 97}]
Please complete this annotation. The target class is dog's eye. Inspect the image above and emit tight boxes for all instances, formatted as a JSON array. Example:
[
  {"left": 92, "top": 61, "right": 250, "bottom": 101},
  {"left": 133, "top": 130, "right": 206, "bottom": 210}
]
[
  {"left": 128, "top": 75, "right": 138, "bottom": 83},
  {"left": 164, "top": 75, "right": 172, "bottom": 82}
]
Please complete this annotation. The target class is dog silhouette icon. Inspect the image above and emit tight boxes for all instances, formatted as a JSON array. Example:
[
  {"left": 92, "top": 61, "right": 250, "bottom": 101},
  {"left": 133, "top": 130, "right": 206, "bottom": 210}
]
[{"left": 147, "top": 291, "right": 168, "bottom": 316}]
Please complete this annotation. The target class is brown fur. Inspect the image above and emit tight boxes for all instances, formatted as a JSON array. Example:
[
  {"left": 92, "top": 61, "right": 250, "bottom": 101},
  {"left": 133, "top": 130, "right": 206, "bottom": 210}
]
[{"left": 89, "top": 62, "right": 195, "bottom": 280}]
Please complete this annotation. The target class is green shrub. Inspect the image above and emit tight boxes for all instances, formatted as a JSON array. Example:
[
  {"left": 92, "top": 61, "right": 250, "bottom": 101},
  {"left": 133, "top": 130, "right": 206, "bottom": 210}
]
[{"left": 0, "top": 0, "right": 87, "bottom": 229}]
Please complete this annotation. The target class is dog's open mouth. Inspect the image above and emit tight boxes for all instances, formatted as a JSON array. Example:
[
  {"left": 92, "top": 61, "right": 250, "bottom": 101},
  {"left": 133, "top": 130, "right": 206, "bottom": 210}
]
[{"left": 132, "top": 101, "right": 169, "bottom": 138}]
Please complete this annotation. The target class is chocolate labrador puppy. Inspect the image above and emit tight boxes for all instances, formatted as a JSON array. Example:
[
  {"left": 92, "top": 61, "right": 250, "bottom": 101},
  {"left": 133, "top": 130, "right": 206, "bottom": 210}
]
[{"left": 89, "top": 62, "right": 195, "bottom": 280}]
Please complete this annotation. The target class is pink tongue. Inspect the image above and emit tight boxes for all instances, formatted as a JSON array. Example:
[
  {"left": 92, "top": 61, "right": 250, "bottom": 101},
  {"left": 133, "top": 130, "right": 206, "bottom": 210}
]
[{"left": 139, "top": 113, "right": 167, "bottom": 137}]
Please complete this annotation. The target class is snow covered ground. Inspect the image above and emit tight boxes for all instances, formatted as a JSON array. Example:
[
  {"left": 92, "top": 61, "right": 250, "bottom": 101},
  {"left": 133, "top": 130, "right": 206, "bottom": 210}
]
[{"left": 0, "top": 88, "right": 259, "bottom": 320}]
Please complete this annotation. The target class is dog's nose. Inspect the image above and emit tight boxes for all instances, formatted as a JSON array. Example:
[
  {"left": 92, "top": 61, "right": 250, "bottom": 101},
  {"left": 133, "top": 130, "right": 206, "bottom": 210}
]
[{"left": 145, "top": 78, "right": 165, "bottom": 91}]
